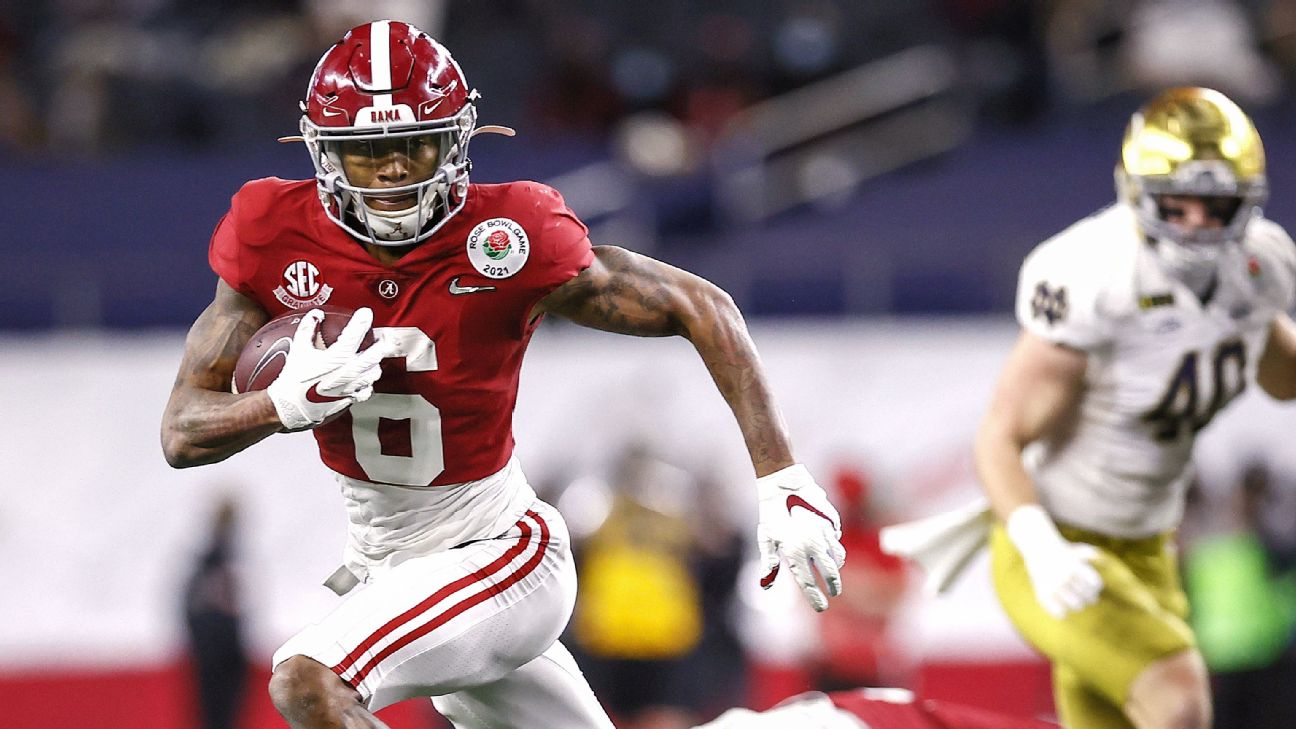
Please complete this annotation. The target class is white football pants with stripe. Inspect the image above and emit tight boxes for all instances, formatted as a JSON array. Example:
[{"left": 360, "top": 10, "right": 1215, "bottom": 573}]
[{"left": 272, "top": 499, "right": 614, "bottom": 728}]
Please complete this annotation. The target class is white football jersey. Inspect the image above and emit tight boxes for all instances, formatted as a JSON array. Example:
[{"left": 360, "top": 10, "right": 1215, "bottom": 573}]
[{"left": 1014, "top": 204, "right": 1296, "bottom": 538}]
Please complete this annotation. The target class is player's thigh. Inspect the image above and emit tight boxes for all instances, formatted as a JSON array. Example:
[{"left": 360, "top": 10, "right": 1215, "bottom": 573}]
[
  {"left": 1124, "top": 648, "right": 1210, "bottom": 729},
  {"left": 1054, "top": 663, "right": 1136, "bottom": 729},
  {"left": 989, "top": 525, "right": 1194, "bottom": 707},
  {"left": 432, "top": 641, "right": 614, "bottom": 729},
  {"left": 273, "top": 501, "right": 577, "bottom": 711}
]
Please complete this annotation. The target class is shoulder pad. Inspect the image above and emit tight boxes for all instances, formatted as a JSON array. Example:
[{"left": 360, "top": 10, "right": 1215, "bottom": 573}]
[
  {"left": 1243, "top": 217, "right": 1296, "bottom": 310},
  {"left": 229, "top": 178, "right": 311, "bottom": 248},
  {"left": 1015, "top": 207, "right": 1136, "bottom": 348}
]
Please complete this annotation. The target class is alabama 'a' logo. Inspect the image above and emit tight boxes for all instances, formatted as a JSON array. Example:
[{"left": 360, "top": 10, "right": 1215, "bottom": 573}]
[
  {"left": 466, "top": 218, "right": 530, "bottom": 279},
  {"left": 273, "top": 260, "right": 334, "bottom": 308}
]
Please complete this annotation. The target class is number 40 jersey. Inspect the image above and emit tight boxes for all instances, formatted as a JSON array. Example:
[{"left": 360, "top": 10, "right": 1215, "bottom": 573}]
[
  {"left": 1015, "top": 204, "right": 1296, "bottom": 538},
  {"left": 209, "top": 177, "right": 593, "bottom": 489}
]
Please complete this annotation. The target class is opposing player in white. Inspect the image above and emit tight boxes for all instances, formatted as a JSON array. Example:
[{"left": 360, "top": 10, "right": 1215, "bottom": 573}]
[
  {"left": 887, "top": 88, "right": 1296, "bottom": 729},
  {"left": 981, "top": 88, "right": 1296, "bottom": 729}
]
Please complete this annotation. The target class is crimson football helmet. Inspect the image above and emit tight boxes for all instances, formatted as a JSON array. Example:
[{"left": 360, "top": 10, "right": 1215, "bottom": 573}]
[{"left": 300, "top": 20, "right": 478, "bottom": 247}]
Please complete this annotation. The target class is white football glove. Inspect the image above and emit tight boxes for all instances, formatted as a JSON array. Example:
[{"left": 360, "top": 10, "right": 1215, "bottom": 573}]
[
  {"left": 756, "top": 464, "right": 846, "bottom": 612},
  {"left": 1006, "top": 504, "right": 1103, "bottom": 619},
  {"left": 266, "top": 307, "right": 388, "bottom": 431}
]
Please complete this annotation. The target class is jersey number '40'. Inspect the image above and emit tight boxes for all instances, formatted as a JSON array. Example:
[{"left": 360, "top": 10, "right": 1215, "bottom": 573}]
[{"left": 1142, "top": 339, "right": 1247, "bottom": 441}]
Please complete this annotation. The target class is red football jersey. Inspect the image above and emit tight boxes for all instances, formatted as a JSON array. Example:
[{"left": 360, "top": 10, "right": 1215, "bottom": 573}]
[
  {"left": 829, "top": 690, "right": 1058, "bottom": 729},
  {"left": 209, "top": 178, "right": 593, "bottom": 486}
]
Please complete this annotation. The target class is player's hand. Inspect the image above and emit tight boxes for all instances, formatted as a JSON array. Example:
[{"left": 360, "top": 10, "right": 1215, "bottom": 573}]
[
  {"left": 266, "top": 307, "right": 388, "bottom": 431},
  {"left": 1006, "top": 504, "right": 1103, "bottom": 619},
  {"left": 756, "top": 464, "right": 846, "bottom": 612}
]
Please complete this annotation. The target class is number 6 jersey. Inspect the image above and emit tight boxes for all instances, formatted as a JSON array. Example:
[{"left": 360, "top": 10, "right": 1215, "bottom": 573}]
[
  {"left": 1015, "top": 204, "right": 1296, "bottom": 538},
  {"left": 209, "top": 177, "right": 593, "bottom": 489}
]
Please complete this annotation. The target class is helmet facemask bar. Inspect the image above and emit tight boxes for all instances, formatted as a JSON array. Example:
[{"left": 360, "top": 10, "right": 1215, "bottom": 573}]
[
  {"left": 1122, "top": 159, "right": 1268, "bottom": 255},
  {"left": 302, "top": 103, "right": 477, "bottom": 247}
]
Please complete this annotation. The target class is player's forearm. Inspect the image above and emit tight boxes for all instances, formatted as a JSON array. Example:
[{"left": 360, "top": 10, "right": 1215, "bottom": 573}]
[
  {"left": 161, "top": 389, "right": 283, "bottom": 468},
  {"left": 973, "top": 421, "right": 1041, "bottom": 523},
  {"left": 1257, "top": 314, "right": 1296, "bottom": 400},
  {"left": 975, "top": 332, "right": 1086, "bottom": 522},
  {"left": 681, "top": 287, "right": 795, "bottom": 477},
  {"left": 542, "top": 248, "right": 797, "bottom": 476}
]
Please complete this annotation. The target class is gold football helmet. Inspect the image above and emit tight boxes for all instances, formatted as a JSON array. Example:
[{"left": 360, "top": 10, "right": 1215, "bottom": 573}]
[{"left": 1116, "top": 87, "right": 1267, "bottom": 256}]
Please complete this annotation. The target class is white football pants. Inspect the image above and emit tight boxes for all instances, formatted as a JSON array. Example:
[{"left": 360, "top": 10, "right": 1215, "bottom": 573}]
[{"left": 272, "top": 499, "right": 614, "bottom": 728}]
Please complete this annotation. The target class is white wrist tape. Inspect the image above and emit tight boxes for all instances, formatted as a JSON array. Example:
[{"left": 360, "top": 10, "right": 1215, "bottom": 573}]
[{"left": 1006, "top": 503, "right": 1065, "bottom": 553}]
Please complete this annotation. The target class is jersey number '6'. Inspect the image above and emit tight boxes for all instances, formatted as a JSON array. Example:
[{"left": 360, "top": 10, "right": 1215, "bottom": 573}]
[{"left": 350, "top": 327, "right": 444, "bottom": 486}]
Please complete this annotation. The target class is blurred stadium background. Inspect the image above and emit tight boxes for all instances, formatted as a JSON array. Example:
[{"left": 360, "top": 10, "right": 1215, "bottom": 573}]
[{"left": 4, "top": 1, "right": 1296, "bottom": 728}]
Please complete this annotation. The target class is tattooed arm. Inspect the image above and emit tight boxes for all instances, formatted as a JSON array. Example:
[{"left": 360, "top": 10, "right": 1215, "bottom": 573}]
[
  {"left": 161, "top": 279, "right": 281, "bottom": 468},
  {"left": 535, "top": 245, "right": 795, "bottom": 476},
  {"left": 538, "top": 246, "right": 844, "bottom": 609}
]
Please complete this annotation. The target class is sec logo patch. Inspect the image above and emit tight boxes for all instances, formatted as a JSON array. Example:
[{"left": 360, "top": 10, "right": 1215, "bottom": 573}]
[
  {"left": 273, "top": 259, "right": 334, "bottom": 308},
  {"left": 466, "top": 218, "right": 529, "bottom": 279}
]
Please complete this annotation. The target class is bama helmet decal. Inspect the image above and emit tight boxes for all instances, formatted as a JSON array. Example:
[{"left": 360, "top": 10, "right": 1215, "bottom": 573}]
[{"left": 466, "top": 218, "right": 530, "bottom": 279}]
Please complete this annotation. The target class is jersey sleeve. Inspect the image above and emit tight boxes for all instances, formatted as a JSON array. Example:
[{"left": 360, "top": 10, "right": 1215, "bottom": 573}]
[
  {"left": 1014, "top": 238, "right": 1112, "bottom": 349},
  {"left": 1247, "top": 218, "right": 1296, "bottom": 312},
  {"left": 207, "top": 179, "right": 280, "bottom": 297},
  {"left": 207, "top": 211, "right": 253, "bottom": 295},
  {"left": 521, "top": 183, "right": 594, "bottom": 295},
  {"left": 479, "top": 182, "right": 594, "bottom": 339}
]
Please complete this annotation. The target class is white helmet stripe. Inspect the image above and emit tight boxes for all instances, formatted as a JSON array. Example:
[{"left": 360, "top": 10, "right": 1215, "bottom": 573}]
[{"left": 370, "top": 20, "right": 393, "bottom": 108}]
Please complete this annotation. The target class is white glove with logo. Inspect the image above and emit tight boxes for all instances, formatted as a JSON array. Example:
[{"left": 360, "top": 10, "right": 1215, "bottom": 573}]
[
  {"left": 266, "top": 307, "right": 388, "bottom": 431},
  {"left": 756, "top": 463, "right": 847, "bottom": 612},
  {"left": 1006, "top": 504, "right": 1103, "bottom": 619}
]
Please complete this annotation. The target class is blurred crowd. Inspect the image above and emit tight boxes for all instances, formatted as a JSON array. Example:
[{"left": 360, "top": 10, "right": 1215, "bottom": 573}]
[
  {"left": 10, "top": 1, "right": 1296, "bottom": 326},
  {"left": 185, "top": 443, "right": 917, "bottom": 729},
  {"left": 1180, "top": 463, "right": 1296, "bottom": 729},
  {"left": 5, "top": 0, "right": 1296, "bottom": 159},
  {"left": 187, "top": 445, "right": 1296, "bottom": 729}
]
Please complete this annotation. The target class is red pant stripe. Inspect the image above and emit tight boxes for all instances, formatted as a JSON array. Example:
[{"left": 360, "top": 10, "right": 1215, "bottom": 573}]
[
  {"left": 343, "top": 509, "right": 552, "bottom": 688},
  {"left": 330, "top": 509, "right": 542, "bottom": 683}
]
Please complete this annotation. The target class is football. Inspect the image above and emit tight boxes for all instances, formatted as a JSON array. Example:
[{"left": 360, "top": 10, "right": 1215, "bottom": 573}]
[{"left": 231, "top": 306, "right": 376, "bottom": 394}]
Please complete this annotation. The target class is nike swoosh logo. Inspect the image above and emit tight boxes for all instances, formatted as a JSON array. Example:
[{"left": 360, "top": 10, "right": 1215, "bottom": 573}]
[
  {"left": 305, "top": 383, "right": 346, "bottom": 403},
  {"left": 759, "top": 565, "right": 779, "bottom": 589},
  {"left": 448, "top": 276, "right": 497, "bottom": 295},
  {"left": 247, "top": 338, "right": 292, "bottom": 386},
  {"left": 321, "top": 107, "right": 345, "bottom": 118},
  {"left": 758, "top": 495, "right": 835, "bottom": 590},
  {"left": 419, "top": 81, "right": 458, "bottom": 117},
  {"left": 786, "top": 495, "right": 836, "bottom": 527}
]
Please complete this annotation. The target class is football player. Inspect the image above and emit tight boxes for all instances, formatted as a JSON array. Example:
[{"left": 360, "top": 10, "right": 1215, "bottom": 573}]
[
  {"left": 159, "top": 20, "right": 846, "bottom": 729},
  {"left": 975, "top": 88, "right": 1296, "bottom": 729},
  {"left": 692, "top": 688, "right": 1059, "bottom": 728}
]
